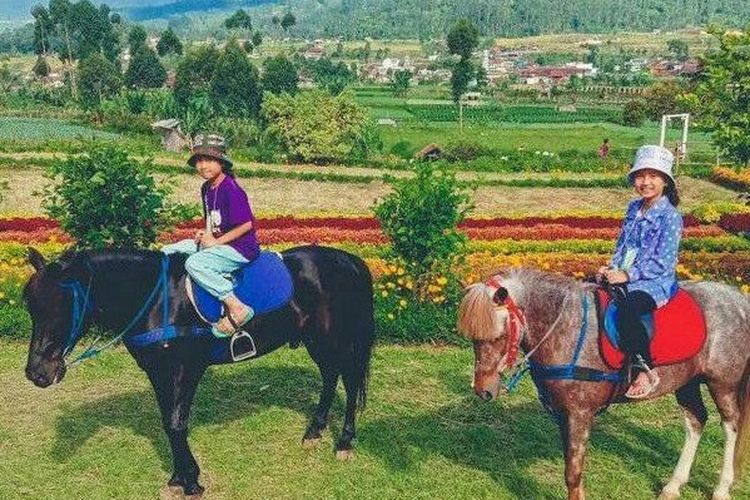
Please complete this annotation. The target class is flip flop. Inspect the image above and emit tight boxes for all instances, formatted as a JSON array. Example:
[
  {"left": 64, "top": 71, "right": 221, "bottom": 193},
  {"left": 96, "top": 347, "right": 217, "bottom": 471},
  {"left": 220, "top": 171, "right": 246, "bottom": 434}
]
[
  {"left": 211, "top": 307, "right": 255, "bottom": 339},
  {"left": 625, "top": 371, "right": 661, "bottom": 399},
  {"left": 211, "top": 316, "right": 236, "bottom": 338}
]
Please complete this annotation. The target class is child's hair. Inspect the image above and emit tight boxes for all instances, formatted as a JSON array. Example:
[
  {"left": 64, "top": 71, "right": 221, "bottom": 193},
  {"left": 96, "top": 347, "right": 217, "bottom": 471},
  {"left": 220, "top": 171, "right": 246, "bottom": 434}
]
[
  {"left": 664, "top": 179, "right": 680, "bottom": 207},
  {"left": 222, "top": 161, "right": 235, "bottom": 178}
]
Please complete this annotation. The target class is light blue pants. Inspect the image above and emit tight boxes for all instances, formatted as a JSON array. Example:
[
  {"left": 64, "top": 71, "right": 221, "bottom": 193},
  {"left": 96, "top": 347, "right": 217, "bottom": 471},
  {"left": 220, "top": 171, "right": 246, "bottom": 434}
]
[{"left": 163, "top": 239, "right": 249, "bottom": 301}]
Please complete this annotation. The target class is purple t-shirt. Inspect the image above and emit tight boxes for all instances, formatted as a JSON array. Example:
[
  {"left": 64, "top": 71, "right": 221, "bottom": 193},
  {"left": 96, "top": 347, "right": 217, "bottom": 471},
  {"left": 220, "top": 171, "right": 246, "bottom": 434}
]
[{"left": 201, "top": 176, "right": 260, "bottom": 261}]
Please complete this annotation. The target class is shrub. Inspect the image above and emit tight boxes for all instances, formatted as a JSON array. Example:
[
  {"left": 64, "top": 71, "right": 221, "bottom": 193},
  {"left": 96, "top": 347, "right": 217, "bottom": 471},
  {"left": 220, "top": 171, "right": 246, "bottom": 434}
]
[
  {"left": 373, "top": 162, "right": 472, "bottom": 274},
  {"left": 389, "top": 140, "right": 415, "bottom": 159},
  {"left": 443, "top": 140, "right": 489, "bottom": 162},
  {"left": 39, "top": 145, "right": 173, "bottom": 249}
]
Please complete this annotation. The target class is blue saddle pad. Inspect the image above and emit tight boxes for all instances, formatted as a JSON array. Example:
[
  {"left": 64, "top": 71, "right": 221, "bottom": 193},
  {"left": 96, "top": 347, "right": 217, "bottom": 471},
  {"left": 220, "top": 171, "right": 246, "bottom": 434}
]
[
  {"left": 603, "top": 302, "right": 654, "bottom": 349},
  {"left": 192, "top": 251, "right": 293, "bottom": 323}
]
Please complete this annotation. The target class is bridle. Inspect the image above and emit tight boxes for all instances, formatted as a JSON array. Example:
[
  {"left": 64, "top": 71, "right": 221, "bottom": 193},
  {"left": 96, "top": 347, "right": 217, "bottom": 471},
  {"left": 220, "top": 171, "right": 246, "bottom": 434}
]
[{"left": 483, "top": 275, "right": 571, "bottom": 392}]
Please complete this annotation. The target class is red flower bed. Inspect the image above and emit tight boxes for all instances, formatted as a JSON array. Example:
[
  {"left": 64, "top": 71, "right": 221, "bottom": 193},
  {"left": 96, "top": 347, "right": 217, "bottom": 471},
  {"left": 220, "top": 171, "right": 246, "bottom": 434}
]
[
  {"left": 719, "top": 213, "right": 750, "bottom": 233},
  {"left": 0, "top": 217, "right": 60, "bottom": 232}
]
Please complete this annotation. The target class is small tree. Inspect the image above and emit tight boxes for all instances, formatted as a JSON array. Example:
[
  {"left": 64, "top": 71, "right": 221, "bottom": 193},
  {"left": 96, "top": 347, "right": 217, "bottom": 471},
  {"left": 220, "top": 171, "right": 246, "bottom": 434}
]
[
  {"left": 40, "top": 145, "right": 172, "bottom": 249},
  {"left": 77, "top": 52, "right": 121, "bottom": 111},
  {"left": 390, "top": 69, "right": 411, "bottom": 97},
  {"left": 33, "top": 56, "right": 50, "bottom": 78},
  {"left": 667, "top": 39, "right": 689, "bottom": 61},
  {"left": 643, "top": 80, "right": 685, "bottom": 121},
  {"left": 126, "top": 47, "right": 166, "bottom": 89},
  {"left": 622, "top": 98, "right": 647, "bottom": 127},
  {"left": 262, "top": 55, "right": 299, "bottom": 95},
  {"left": 156, "top": 27, "right": 183, "bottom": 56},
  {"left": 373, "top": 162, "right": 472, "bottom": 275},
  {"left": 251, "top": 32, "right": 263, "bottom": 49}
]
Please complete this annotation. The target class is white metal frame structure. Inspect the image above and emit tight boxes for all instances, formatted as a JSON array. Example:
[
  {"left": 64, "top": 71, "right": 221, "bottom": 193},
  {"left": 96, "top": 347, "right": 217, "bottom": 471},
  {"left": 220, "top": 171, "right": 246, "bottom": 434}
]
[{"left": 660, "top": 113, "right": 690, "bottom": 160}]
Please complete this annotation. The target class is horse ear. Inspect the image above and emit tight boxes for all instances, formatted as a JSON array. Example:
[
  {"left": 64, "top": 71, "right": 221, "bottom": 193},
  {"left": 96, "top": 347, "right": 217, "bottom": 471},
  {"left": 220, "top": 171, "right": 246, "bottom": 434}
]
[
  {"left": 493, "top": 287, "right": 508, "bottom": 305},
  {"left": 28, "top": 247, "right": 46, "bottom": 271}
]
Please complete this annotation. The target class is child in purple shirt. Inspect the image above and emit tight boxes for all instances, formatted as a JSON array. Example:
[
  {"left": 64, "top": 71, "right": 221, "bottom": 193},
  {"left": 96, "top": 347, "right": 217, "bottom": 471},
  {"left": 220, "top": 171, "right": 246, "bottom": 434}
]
[
  {"left": 597, "top": 145, "right": 683, "bottom": 399},
  {"left": 163, "top": 134, "right": 260, "bottom": 337}
]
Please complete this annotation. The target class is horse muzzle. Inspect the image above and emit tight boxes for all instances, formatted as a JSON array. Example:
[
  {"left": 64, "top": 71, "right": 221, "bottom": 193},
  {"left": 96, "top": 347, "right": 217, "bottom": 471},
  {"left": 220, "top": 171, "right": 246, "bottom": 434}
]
[
  {"left": 25, "top": 358, "right": 65, "bottom": 388},
  {"left": 473, "top": 376, "right": 502, "bottom": 402}
]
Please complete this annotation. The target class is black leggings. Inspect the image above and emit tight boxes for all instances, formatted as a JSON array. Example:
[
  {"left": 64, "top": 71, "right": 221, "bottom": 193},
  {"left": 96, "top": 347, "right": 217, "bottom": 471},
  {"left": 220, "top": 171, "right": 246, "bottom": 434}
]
[{"left": 616, "top": 290, "right": 657, "bottom": 365}]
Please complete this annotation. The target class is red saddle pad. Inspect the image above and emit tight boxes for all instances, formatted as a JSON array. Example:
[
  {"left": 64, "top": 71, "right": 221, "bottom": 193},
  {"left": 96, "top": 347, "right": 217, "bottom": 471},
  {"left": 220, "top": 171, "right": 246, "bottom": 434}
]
[{"left": 597, "top": 288, "right": 707, "bottom": 370}]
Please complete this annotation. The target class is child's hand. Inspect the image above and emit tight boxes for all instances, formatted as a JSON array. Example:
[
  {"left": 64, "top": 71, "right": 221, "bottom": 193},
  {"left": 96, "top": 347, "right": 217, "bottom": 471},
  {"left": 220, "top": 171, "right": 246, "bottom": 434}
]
[
  {"left": 199, "top": 233, "right": 219, "bottom": 248},
  {"left": 604, "top": 269, "right": 629, "bottom": 284}
]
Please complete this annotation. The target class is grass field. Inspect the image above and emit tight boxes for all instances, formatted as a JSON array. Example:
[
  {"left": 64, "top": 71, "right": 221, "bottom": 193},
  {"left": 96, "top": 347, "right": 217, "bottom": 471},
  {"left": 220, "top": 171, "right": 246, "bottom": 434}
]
[{"left": 1, "top": 340, "right": 748, "bottom": 499}]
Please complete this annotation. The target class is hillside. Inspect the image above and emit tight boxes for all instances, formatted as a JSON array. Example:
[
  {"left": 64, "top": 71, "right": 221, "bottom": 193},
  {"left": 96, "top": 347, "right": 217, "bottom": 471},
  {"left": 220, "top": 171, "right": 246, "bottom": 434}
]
[{"left": 3, "top": 0, "right": 750, "bottom": 39}]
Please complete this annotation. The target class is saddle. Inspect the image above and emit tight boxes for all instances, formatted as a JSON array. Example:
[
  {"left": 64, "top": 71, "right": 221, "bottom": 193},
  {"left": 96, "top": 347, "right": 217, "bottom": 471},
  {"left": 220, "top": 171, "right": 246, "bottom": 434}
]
[
  {"left": 595, "top": 284, "right": 706, "bottom": 370},
  {"left": 185, "top": 251, "right": 294, "bottom": 361}
]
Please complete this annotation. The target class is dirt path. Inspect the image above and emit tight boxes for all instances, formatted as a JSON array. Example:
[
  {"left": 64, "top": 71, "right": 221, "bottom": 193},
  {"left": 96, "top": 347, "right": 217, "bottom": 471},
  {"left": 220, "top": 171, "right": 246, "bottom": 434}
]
[{"left": 0, "top": 166, "right": 736, "bottom": 216}]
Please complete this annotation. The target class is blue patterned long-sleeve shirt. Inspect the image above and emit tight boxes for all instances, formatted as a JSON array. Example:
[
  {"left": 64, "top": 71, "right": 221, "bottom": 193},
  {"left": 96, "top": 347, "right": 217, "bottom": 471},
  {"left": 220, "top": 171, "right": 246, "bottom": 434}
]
[{"left": 609, "top": 196, "right": 683, "bottom": 307}]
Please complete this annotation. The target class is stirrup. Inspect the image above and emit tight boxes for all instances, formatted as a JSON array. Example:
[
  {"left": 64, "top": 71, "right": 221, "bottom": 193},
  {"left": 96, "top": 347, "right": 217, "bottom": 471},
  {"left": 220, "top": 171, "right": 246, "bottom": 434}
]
[{"left": 230, "top": 330, "right": 257, "bottom": 362}]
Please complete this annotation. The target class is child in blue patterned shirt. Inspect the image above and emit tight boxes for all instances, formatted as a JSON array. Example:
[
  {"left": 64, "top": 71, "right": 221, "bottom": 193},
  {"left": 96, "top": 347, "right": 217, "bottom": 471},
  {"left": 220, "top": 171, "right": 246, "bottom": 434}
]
[{"left": 597, "top": 145, "right": 683, "bottom": 399}]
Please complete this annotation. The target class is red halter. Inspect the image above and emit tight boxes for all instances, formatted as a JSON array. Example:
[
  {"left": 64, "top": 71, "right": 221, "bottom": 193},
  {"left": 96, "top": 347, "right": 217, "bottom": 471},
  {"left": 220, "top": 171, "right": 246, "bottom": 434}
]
[{"left": 484, "top": 275, "right": 526, "bottom": 371}]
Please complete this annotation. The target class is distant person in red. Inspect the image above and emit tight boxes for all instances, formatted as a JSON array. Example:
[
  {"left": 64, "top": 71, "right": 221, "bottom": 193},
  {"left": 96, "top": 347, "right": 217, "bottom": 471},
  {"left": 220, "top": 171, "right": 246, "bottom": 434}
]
[{"left": 598, "top": 138, "right": 610, "bottom": 158}]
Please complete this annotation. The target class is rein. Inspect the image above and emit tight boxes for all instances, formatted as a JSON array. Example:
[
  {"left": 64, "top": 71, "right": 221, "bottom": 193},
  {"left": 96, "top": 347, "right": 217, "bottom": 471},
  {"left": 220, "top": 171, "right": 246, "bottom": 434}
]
[
  {"left": 61, "top": 255, "right": 170, "bottom": 367},
  {"left": 481, "top": 275, "right": 623, "bottom": 420}
]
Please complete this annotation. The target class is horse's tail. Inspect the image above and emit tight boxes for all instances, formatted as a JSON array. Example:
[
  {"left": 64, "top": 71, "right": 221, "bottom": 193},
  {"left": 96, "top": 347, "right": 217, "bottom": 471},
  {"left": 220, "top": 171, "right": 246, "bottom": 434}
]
[
  {"left": 734, "top": 356, "right": 750, "bottom": 476},
  {"left": 457, "top": 283, "right": 500, "bottom": 341},
  {"left": 349, "top": 256, "right": 375, "bottom": 411}
]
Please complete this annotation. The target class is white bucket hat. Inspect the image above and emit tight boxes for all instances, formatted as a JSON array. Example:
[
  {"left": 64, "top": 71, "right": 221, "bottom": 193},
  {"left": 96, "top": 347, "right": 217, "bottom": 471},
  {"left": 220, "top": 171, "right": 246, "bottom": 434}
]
[{"left": 627, "top": 145, "right": 675, "bottom": 185}]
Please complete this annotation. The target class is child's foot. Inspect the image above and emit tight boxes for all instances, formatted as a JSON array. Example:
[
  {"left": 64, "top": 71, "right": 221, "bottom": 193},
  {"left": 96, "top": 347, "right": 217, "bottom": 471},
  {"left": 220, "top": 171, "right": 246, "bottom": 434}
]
[
  {"left": 211, "top": 306, "right": 255, "bottom": 338},
  {"left": 625, "top": 370, "right": 660, "bottom": 399}
]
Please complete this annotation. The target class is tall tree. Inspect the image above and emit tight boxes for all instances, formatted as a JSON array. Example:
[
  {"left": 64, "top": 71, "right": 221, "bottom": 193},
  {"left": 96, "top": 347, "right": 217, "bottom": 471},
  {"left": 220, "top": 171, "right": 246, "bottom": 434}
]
[
  {"left": 280, "top": 12, "right": 296, "bottom": 31},
  {"left": 447, "top": 19, "right": 479, "bottom": 103},
  {"left": 128, "top": 25, "right": 148, "bottom": 54},
  {"left": 210, "top": 39, "right": 262, "bottom": 118},
  {"left": 262, "top": 55, "right": 299, "bottom": 95},
  {"left": 173, "top": 44, "right": 220, "bottom": 113},
  {"left": 156, "top": 28, "right": 183, "bottom": 56},
  {"left": 450, "top": 58, "right": 474, "bottom": 103},
  {"left": 225, "top": 9, "right": 252, "bottom": 31},
  {"left": 447, "top": 19, "right": 479, "bottom": 60},
  {"left": 77, "top": 52, "right": 121, "bottom": 111},
  {"left": 682, "top": 27, "right": 750, "bottom": 164},
  {"left": 126, "top": 47, "right": 166, "bottom": 89},
  {"left": 31, "top": 5, "right": 53, "bottom": 55},
  {"left": 49, "top": 0, "right": 76, "bottom": 95}
]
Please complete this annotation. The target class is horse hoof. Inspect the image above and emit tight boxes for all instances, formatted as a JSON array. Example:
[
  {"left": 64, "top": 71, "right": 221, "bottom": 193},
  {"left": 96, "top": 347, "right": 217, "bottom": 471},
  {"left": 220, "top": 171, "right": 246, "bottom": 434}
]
[
  {"left": 657, "top": 492, "right": 680, "bottom": 500},
  {"left": 335, "top": 449, "right": 355, "bottom": 461},
  {"left": 184, "top": 483, "right": 205, "bottom": 498},
  {"left": 302, "top": 437, "right": 322, "bottom": 449}
]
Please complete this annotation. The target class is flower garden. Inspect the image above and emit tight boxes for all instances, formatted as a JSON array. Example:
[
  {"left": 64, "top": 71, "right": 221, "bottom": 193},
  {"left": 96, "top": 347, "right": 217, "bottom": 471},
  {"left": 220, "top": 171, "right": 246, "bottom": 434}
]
[{"left": 2, "top": 208, "right": 749, "bottom": 342}]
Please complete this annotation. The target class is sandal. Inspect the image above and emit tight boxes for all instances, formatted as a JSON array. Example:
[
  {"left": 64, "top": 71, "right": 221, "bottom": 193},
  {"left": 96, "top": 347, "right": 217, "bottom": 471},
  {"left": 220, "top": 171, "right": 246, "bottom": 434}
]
[
  {"left": 211, "top": 306, "right": 255, "bottom": 339},
  {"left": 625, "top": 361, "right": 660, "bottom": 399}
]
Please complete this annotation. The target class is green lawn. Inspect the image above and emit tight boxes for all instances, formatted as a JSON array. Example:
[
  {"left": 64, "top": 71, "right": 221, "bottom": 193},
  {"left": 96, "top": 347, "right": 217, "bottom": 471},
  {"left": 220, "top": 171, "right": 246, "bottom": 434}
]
[
  {"left": 0, "top": 117, "right": 119, "bottom": 142},
  {"left": 378, "top": 121, "right": 716, "bottom": 161},
  {"left": 2, "top": 340, "right": 748, "bottom": 499}
]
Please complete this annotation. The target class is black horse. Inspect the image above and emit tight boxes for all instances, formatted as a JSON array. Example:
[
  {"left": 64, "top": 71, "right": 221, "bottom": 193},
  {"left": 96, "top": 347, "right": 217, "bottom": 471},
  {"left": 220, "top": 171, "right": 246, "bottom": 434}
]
[{"left": 23, "top": 245, "right": 375, "bottom": 496}]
